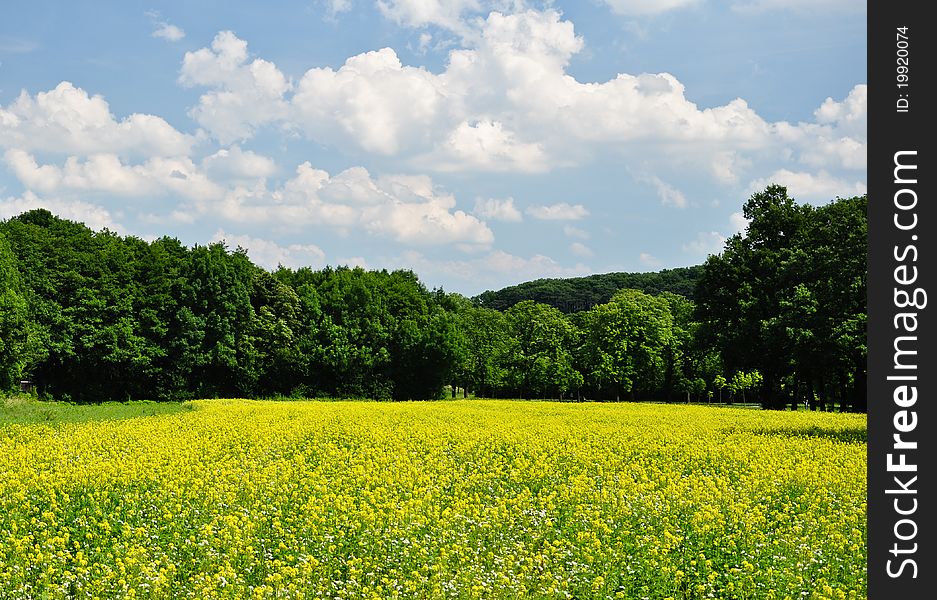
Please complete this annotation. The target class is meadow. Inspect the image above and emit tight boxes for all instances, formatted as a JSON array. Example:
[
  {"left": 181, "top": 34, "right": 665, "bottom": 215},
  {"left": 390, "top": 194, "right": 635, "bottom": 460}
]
[{"left": 0, "top": 399, "right": 866, "bottom": 599}]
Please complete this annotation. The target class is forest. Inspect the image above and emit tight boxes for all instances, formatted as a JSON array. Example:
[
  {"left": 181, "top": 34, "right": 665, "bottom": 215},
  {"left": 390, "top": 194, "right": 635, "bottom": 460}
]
[{"left": 0, "top": 186, "right": 866, "bottom": 410}]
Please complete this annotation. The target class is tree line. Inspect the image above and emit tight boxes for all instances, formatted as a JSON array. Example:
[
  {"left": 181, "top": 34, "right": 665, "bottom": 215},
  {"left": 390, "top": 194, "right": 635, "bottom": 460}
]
[{"left": 0, "top": 186, "right": 866, "bottom": 410}]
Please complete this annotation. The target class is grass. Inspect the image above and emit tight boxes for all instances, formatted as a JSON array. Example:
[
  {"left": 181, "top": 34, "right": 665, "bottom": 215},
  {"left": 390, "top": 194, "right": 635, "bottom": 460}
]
[{"left": 0, "top": 395, "right": 191, "bottom": 426}]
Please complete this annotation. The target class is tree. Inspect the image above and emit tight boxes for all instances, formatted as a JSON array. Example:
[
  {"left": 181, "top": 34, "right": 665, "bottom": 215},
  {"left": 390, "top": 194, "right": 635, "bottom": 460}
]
[
  {"left": 503, "top": 301, "right": 582, "bottom": 399},
  {"left": 579, "top": 289, "right": 674, "bottom": 401},
  {"left": 695, "top": 186, "right": 866, "bottom": 410},
  {"left": 0, "top": 231, "right": 29, "bottom": 391}
]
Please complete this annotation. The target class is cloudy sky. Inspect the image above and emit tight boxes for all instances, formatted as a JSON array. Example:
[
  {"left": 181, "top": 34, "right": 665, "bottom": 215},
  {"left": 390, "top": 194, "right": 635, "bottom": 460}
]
[{"left": 0, "top": 0, "right": 866, "bottom": 295}]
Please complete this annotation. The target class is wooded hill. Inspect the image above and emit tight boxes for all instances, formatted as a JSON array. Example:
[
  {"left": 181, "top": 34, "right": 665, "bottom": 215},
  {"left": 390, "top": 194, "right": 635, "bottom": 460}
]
[{"left": 474, "top": 266, "right": 704, "bottom": 313}]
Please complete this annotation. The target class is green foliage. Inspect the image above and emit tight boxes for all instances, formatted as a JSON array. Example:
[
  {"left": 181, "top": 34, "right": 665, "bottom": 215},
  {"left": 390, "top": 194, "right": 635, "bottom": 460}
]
[
  {"left": 474, "top": 266, "right": 704, "bottom": 312},
  {"left": 0, "top": 231, "right": 30, "bottom": 391},
  {"left": 0, "top": 395, "right": 189, "bottom": 425},
  {"left": 503, "top": 301, "right": 582, "bottom": 399},
  {"left": 695, "top": 186, "right": 867, "bottom": 411},
  {"left": 578, "top": 289, "right": 674, "bottom": 400},
  {"left": 0, "top": 187, "right": 867, "bottom": 410}
]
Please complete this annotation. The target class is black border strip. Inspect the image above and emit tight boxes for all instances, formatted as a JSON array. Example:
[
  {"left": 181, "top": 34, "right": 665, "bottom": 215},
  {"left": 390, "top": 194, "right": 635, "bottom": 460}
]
[{"left": 868, "top": 2, "right": 934, "bottom": 597}]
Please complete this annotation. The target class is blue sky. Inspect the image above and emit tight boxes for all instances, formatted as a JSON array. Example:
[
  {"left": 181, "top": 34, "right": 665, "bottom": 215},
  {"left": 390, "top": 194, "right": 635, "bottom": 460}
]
[{"left": 0, "top": 0, "right": 866, "bottom": 295}]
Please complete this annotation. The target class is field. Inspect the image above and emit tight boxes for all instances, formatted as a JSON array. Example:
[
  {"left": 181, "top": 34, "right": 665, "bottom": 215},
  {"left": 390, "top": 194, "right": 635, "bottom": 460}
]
[{"left": 0, "top": 399, "right": 866, "bottom": 599}]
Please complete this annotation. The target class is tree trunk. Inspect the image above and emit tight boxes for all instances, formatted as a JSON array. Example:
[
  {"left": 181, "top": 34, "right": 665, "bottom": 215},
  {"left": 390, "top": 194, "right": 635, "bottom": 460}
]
[
  {"left": 818, "top": 374, "right": 827, "bottom": 411},
  {"left": 852, "top": 363, "right": 867, "bottom": 412},
  {"left": 839, "top": 374, "right": 848, "bottom": 413}
]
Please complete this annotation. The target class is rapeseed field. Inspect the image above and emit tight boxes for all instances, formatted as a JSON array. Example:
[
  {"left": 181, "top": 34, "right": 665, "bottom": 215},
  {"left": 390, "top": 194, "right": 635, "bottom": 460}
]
[{"left": 0, "top": 400, "right": 865, "bottom": 599}]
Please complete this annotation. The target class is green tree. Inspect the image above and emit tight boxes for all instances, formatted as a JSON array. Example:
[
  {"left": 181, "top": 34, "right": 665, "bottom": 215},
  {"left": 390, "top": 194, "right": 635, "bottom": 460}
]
[
  {"left": 504, "top": 301, "right": 582, "bottom": 399},
  {"left": 579, "top": 289, "right": 674, "bottom": 401},
  {"left": 0, "top": 231, "right": 29, "bottom": 391},
  {"left": 695, "top": 186, "right": 866, "bottom": 410}
]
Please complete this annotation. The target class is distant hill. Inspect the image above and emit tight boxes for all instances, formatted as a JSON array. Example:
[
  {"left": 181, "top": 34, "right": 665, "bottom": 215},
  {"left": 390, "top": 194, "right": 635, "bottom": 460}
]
[{"left": 473, "top": 266, "right": 704, "bottom": 313}]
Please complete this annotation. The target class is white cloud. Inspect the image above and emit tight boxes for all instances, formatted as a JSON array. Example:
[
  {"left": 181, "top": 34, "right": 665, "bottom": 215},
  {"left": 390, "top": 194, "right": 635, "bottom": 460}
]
[
  {"left": 417, "top": 33, "right": 433, "bottom": 54},
  {"left": 814, "top": 84, "right": 866, "bottom": 133},
  {"left": 430, "top": 120, "right": 549, "bottom": 172},
  {"left": 729, "top": 211, "right": 749, "bottom": 233},
  {"left": 202, "top": 146, "right": 278, "bottom": 181},
  {"left": 211, "top": 229, "right": 326, "bottom": 269},
  {"left": 292, "top": 48, "right": 445, "bottom": 155},
  {"left": 601, "top": 0, "right": 699, "bottom": 17},
  {"left": 683, "top": 231, "right": 726, "bottom": 259},
  {"left": 205, "top": 162, "right": 494, "bottom": 249},
  {"left": 0, "top": 82, "right": 194, "bottom": 157},
  {"left": 473, "top": 196, "right": 522, "bottom": 221},
  {"left": 569, "top": 242, "right": 593, "bottom": 258},
  {"left": 799, "top": 136, "right": 865, "bottom": 170},
  {"left": 376, "top": 0, "right": 482, "bottom": 34},
  {"left": 563, "top": 225, "right": 590, "bottom": 239},
  {"left": 526, "top": 202, "right": 589, "bottom": 220},
  {"left": 146, "top": 10, "right": 186, "bottom": 42},
  {"left": 4, "top": 149, "right": 225, "bottom": 200},
  {"left": 0, "top": 191, "right": 123, "bottom": 232},
  {"left": 639, "top": 173, "right": 688, "bottom": 208},
  {"left": 709, "top": 151, "right": 751, "bottom": 185},
  {"left": 179, "top": 31, "right": 292, "bottom": 144},
  {"left": 775, "top": 84, "right": 866, "bottom": 171},
  {"left": 327, "top": 0, "right": 354, "bottom": 16},
  {"left": 153, "top": 23, "right": 186, "bottom": 42},
  {"left": 748, "top": 169, "right": 866, "bottom": 203},
  {"left": 173, "top": 15, "right": 864, "bottom": 185}
]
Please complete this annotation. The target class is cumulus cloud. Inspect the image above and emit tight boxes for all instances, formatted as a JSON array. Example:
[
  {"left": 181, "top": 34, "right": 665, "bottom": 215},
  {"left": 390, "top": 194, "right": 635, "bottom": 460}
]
[
  {"left": 0, "top": 191, "right": 123, "bottom": 232},
  {"left": 0, "top": 82, "right": 194, "bottom": 157},
  {"left": 4, "top": 149, "right": 224, "bottom": 200},
  {"left": 377, "top": 0, "right": 482, "bottom": 34},
  {"left": 799, "top": 136, "right": 865, "bottom": 170},
  {"left": 709, "top": 151, "right": 751, "bottom": 185},
  {"left": 748, "top": 169, "right": 866, "bottom": 203},
  {"left": 202, "top": 146, "right": 277, "bottom": 181},
  {"left": 179, "top": 31, "right": 292, "bottom": 144},
  {"left": 177, "top": 10, "right": 775, "bottom": 171},
  {"left": 292, "top": 48, "right": 445, "bottom": 155},
  {"left": 473, "top": 196, "right": 522, "bottom": 222},
  {"left": 526, "top": 202, "right": 589, "bottom": 220},
  {"left": 429, "top": 120, "right": 549, "bottom": 172},
  {"left": 767, "top": 84, "right": 866, "bottom": 172},
  {"left": 205, "top": 162, "right": 494, "bottom": 248},
  {"left": 815, "top": 84, "right": 866, "bottom": 132},
  {"left": 211, "top": 229, "right": 326, "bottom": 269},
  {"left": 174, "top": 13, "right": 864, "bottom": 188}
]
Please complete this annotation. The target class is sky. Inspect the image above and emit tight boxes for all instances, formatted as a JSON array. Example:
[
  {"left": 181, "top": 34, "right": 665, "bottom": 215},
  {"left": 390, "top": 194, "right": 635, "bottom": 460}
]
[{"left": 0, "top": 0, "right": 866, "bottom": 296}]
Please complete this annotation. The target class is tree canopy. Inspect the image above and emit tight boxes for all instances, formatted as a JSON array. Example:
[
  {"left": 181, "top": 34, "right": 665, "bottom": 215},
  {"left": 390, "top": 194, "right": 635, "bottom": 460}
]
[{"left": 0, "top": 186, "right": 867, "bottom": 411}]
